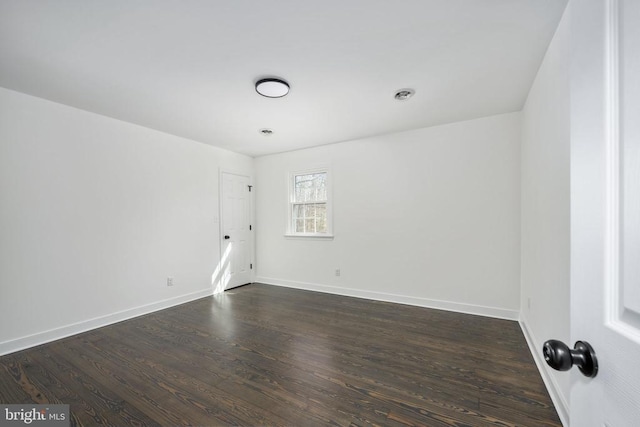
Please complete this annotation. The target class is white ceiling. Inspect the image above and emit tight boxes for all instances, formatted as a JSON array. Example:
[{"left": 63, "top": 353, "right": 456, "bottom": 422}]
[{"left": 0, "top": 0, "right": 567, "bottom": 157}]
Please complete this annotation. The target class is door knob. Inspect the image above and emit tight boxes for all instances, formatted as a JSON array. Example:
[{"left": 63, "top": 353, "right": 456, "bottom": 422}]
[
  {"left": 543, "top": 339, "right": 598, "bottom": 378},
  {"left": 224, "top": 235, "right": 230, "bottom": 240}
]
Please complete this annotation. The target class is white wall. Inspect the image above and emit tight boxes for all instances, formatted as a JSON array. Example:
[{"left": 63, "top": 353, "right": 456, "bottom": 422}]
[
  {"left": 519, "top": 5, "right": 570, "bottom": 425},
  {"left": 0, "top": 88, "right": 253, "bottom": 355},
  {"left": 255, "top": 112, "right": 521, "bottom": 319}
]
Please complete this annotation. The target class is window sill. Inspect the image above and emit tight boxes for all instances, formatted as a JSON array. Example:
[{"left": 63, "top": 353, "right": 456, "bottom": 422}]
[{"left": 284, "top": 233, "right": 334, "bottom": 240}]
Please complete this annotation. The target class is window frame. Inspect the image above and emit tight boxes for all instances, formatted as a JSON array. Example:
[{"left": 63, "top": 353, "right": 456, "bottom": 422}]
[{"left": 285, "top": 167, "right": 333, "bottom": 239}]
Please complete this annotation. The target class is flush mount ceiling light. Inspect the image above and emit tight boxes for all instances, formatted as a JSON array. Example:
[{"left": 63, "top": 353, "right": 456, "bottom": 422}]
[
  {"left": 255, "top": 78, "right": 290, "bottom": 98},
  {"left": 394, "top": 88, "right": 415, "bottom": 101},
  {"left": 259, "top": 128, "right": 274, "bottom": 136}
]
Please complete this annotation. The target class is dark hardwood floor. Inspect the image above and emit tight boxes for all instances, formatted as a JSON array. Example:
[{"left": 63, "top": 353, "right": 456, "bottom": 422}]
[{"left": 0, "top": 284, "right": 561, "bottom": 426}]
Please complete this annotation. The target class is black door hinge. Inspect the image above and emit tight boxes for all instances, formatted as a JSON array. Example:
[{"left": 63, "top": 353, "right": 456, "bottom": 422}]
[
  {"left": 250, "top": 263, "right": 253, "bottom": 269},
  {"left": 249, "top": 225, "right": 252, "bottom": 231},
  {"left": 248, "top": 185, "right": 253, "bottom": 192}
]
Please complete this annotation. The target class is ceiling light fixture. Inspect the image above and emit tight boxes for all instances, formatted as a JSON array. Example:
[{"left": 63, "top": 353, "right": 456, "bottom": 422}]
[
  {"left": 259, "top": 128, "right": 274, "bottom": 136},
  {"left": 394, "top": 88, "right": 415, "bottom": 101},
  {"left": 255, "top": 78, "right": 290, "bottom": 98}
]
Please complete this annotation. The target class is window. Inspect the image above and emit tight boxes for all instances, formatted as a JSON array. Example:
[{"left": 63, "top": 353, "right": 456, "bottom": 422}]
[{"left": 288, "top": 169, "right": 332, "bottom": 237}]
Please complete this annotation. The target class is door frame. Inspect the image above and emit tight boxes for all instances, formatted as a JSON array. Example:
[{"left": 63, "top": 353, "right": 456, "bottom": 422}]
[{"left": 216, "top": 169, "right": 255, "bottom": 293}]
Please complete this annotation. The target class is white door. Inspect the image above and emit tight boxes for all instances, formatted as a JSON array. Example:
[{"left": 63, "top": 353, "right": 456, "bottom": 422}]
[
  {"left": 570, "top": 0, "right": 640, "bottom": 425},
  {"left": 220, "top": 172, "right": 252, "bottom": 291}
]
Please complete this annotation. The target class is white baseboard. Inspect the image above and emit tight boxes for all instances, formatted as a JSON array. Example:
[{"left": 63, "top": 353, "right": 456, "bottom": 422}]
[
  {"left": 519, "top": 317, "right": 569, "bottom": 427},
  {"left": 0, "top": 288, "right": 212, "bottom": 356},
  {"left": 255, "top": 277, "right": 519, "bottom": 321}
]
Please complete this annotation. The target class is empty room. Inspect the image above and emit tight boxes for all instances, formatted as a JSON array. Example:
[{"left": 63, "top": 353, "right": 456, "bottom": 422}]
[{"left": 1, "top": 0, "right": 639, "bottom": 426}]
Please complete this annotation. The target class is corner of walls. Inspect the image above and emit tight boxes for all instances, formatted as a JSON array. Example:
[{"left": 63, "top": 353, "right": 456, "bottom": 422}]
[
  {"left": 0, "top": 87, "right": 254, "bottom": 355},
  {"left": 519, "top": 2, "right": 571, "bottom": 425},
  {"left": 519, "top": 315, "right": 569, "bottom": 426}
]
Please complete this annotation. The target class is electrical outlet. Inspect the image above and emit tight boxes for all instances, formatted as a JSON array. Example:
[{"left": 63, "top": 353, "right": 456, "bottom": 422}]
[
  {"left": 335, "top": 269, "right": 340, "bottom": 277},
  {"left": 167, "top": 277, "right": 174, "bottom": 286}
]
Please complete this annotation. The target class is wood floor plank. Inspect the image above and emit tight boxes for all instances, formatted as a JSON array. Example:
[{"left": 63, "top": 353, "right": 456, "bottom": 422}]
[
  {"left": 32, "top": 345, "right": 156, "bottom": 427},
  {"left": 0, "top": 284, "right": 561, "bottom": 426}
]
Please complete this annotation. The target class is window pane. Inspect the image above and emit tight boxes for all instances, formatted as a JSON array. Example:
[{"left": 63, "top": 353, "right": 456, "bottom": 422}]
[
  {"left": 304, "top": 204, "right": 316, "bottom": 217},
  {"left": 295, "top": 174, "right": 313, "bottom": 185},
  {"left": 295, "top": 174, "right": 313, "bottom": 202},
  {"left": 317, "top": 186, "right": 327, "bottom": 201},
  {"left": 294, "top": 172, "right": 327, "bottom": 203},
  {"left": 295, "top": 219, "right": 305, "bottom": 233},
  {"left": 315, "top": 204, "right": 327, "bottom": 232},
  {"left": 313, "top": 174, "right": 326, "bottom": 201},
  {"left": 305, "top": 219, "right": 315, "bottom": 233}
]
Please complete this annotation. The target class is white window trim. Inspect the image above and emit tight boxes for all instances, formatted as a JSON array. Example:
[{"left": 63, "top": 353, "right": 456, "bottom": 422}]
[{"left": 285, "top": 166, "right": 334, "bottom": 239}]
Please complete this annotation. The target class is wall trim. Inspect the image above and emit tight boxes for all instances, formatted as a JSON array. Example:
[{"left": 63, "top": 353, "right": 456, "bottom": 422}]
[
  {"left": 519, "top": 316, "right": 569, "bottom": 427},
  {"left": 255, "top": 277, "right": 519, "bottom": 321},
  {"left": 0, "top": 288, "right": 212, "bottom": 356}
]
